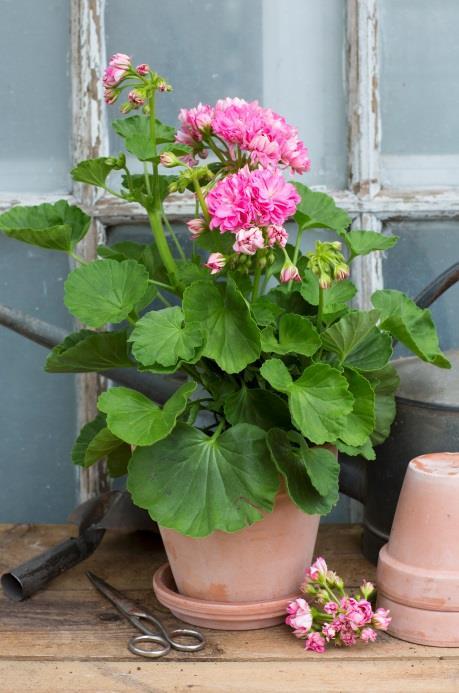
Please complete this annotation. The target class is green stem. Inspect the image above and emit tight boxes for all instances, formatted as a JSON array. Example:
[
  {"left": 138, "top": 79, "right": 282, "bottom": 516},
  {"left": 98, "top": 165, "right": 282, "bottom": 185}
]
[
  {"left": 156, "top": 291, "right": 172, "bottom": 307},
  {"left": 69, "top": 251, "right": 88, "bottom": 265},
  {"left": 260, "top": 267, "right": 272, "bottom": 295},
  {"left": 251, "top": 262, "right": 263, "bottom": 302},
  {"left": 192, "top": 173, "right": 210, "bottom": 223},
  {"left": 103, "top": 186, "right": 126, "bottom": 201},
  {"left": 205, "top": 137, "right": 227, "bottom": 163},
  {"left": 317, "top": 285, "right": 324, "bottom": 330},
  {"left": 210, "top": 419, "right": 225, "bottom": 442},
  {"left": 143, "top": 162, "right": 152, "bottom": 196},
  {"left": 148, "top": 278, "right": 175, "bottom": 291},
  {"left": 162, "top": 211, "right": 186, "bottom": 260},
  {"left": 288, "top": 224, "right": 303, "bottom": 291}
]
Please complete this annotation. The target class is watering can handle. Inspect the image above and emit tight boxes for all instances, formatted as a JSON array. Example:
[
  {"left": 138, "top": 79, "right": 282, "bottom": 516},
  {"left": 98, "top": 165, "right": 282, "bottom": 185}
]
[{"left": 413, "top": 261, "right": 459, "bottom": 309}]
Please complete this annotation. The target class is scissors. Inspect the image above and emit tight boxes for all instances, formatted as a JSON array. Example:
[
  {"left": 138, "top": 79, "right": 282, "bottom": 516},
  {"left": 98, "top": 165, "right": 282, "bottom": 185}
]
[{"left": 86, "top": 571, "right": 206, "bottom": 658}]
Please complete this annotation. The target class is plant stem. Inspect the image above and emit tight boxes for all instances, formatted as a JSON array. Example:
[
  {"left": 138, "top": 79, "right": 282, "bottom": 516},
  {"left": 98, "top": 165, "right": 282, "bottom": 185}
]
[
  {"left": 210, "top": 418, "right": 225, "bottom": 442},
  {"left": 205, "top": 137, "right": 227, "bottom": 163},
  {"left": 156, "top": 291, "right": 172, "bottom": 307},
  {"left": 288, "top": 224, "right": 303, "bottom": 291},
  {"left": 69, "top": 250, "right": 88, "bottom": 265},
  {"left": 192, "top": 173, "right": 210, "bottom": 223},
  {"left": 148, "top": 278, "right": 175, "bottom": 291},
  {"left": 317, "top": 285, "right": 324, "bottom": 330},
  {"left": 162, "top": 211, "right": 186, "bottom": 260},
  {"left": 143, "top": 162, "right": 152, "bottom": 196},
  {"left": 251, "top": 262, "right": 262, "bottom": 302}
]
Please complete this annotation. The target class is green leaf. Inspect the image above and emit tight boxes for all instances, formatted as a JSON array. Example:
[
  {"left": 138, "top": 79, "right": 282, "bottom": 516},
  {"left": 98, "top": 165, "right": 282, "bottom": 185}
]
[
  {"left": 45, "top": 329, "right": 132, "bottom": 373},
  {"left": 267, "top": 429, "right": 339, "bottom": 515},
  {"left": 364, "top": 364, "right": 400, "bottom": 446},
  {"left": 183, "top": 278, "right": 261, "bottom": 374},
  {"left": 321, "top": 310, "right": 380, "bottom": 363},
  {"left": 71, "top": 157, "right": 118, "bottom": 188},
  {"left": 112, "top": 115, "right": 175, "bottom": 159},
  {"left": 127, "top": 423, "right": 279, "bottom": 536},
  {"left": 175, "top": 259, "right": 211, "bottom": 286},
  {"left": 372, "top": 290, "right": 450, "bottom": 369},
  {"left": 97, "top": 241, "right": 167, "bottom": 284},
  {"left": 292, "top": 183, "right": 351, "bottom": 232},
  {"left": 195, "top": 230, "right": 235, "bottom": 255},
  {"left": 0, "top": 200, "right": 91, "bottom": 252},
  {"left": 336, "top": 438, "right": 376, "bottom": 461},
  {"left": 343, "top": 230, "right": 398, "bottom": 257},
  {"left": 251, "top": 296, "right": 284, "bottom": 327},
  {"left": 338, "top": 369, "right": 375, "bottom": 447},
  {"left": 72, "top": 414, "right": 132, "bottom": 473},
  {"left": 64, "top": 259, "right": 149, "bottom": 327},
  {"left": 261, "top": 359, "right": 354, "bottom": 445},
  {"left": 129, "top": 307, "right": 203, "bottom": 368},
  {"left": 72, "top": 414, "right": 106, "bottom": 467},
  {"left": 121, "top": 173, "right": 177, "bottom": 208},
  {"left": 98, "top": 381, "right": 197, "bottom": 446},
  {"left": 343, "top": 327, "right": 393, "bottom": 371},
  {"left": 299, "top": 270, "right": 356, "bottom": 312},
  {"left": 107, "top": 444, "right": 132, "bottom": 477},
  {"left": 224, "top": 386, "right": 291, "bottom": 431},
  {"left": 261, "top": 314, "right": 321, "bottom": 357}
]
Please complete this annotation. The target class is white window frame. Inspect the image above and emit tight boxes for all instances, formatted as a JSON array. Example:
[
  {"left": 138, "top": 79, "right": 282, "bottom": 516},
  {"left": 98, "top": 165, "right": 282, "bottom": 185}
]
[{"left": 1, "top": 0, "right": 458, "bottom": 501}]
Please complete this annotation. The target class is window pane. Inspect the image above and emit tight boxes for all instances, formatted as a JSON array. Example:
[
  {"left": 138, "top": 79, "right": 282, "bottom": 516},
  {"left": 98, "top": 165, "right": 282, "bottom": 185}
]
[
  {"left": 0, "top": 237, "right": 76, "bottom": 522},
  {"left": 380, "top": 0, "right": 459, "bottom": 187},
  {"left": 0, "top": 0, "right": 71, "bottom": 193},
  {"left": 382, "top": 222, "right": 459, "bottom": 353},
  {"left": 105, "top": 0, "right": 347, "bottom": 188}
]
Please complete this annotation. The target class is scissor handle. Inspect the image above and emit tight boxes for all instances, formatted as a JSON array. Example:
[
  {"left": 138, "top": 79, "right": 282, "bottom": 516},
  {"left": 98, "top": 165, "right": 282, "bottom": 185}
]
[
  {"left": 167, "top": 627, "right": 206, "bottom": 652},
  {"left": 128, "top": 633, "right": 171, "bottom": 659}
]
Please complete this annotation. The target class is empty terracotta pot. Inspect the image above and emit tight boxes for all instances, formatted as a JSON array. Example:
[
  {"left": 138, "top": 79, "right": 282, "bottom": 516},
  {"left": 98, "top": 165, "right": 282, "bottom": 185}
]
[
  {"left": 376, "top": 452, "right": 459, "bottom": 646},
  {"left": 154, "top": 490, "right": 320, "bottom": 629}
]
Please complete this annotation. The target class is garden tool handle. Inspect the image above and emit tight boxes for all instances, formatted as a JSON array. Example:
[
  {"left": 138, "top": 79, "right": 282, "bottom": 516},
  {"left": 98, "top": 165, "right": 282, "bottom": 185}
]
[{"left": 414, "top": 261, "right": 459, "bottom": 309}]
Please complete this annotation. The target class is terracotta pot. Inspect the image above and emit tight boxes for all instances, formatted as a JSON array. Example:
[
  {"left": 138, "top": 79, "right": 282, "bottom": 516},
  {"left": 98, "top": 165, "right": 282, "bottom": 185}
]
[
  {"left": 376, "top": 452, "right": 459, "bottom": 646},
  {"left": 153, "top": 490, "right": 320, "bottom": 629}
]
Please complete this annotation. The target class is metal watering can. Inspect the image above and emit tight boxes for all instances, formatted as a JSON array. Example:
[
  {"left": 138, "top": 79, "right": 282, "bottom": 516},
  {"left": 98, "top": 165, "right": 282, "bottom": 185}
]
[
  {"left": 340, "top": 262, "right": 459, "bottom": 563},
  {"left": 1, "top": 262, "right": 458, "bottom": 566}
]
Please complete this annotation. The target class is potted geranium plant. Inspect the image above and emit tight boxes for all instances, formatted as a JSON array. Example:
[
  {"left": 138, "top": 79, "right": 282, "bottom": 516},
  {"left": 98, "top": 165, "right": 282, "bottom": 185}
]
[{"left": 0, "top": 55, "right": 449, "bottom": 629}]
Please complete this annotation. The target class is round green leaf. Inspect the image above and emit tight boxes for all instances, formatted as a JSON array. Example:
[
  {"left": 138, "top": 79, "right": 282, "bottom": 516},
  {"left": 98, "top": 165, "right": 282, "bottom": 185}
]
[
  {"left": 267, "top": 429, "right": 339, "bottom": 515},
  {"left": 129, "top": 307, "right": 203, "bottom": 367},
  {"left": 343, "top": 230, "right": 398, "bottom": 257},
  {"left": 64, "top": 259, "right": 149, "bottom": 327},
  {"left": 127, "top": 423, "right": 279, "bottom": 536},
  {"left": 292, "top": 183, "right": 351, "bottom": 232},
  {"left": 321, "top": 310, "right": 380, "bottom": 363},
  {"left": 0, "top": 200, "right": 90, "bottom": 252},
  {"left": 260, "top": 358, "right": 293, "bottom": 393},
  {"left": 343, "top": 326, "right": 392, "bottom": 371},
  {"left": 71, "top": 157, "right": 119, "bottom": 188},
  {"left": 45, "top": 329, "right": 132, "bottom": 373},
  {"left": 223, "top": 386, "right": 291, "bottom": 431},
  {"left": 98, "top": 381, "right": 196, "bottom": 446},
  {"left": 261, "top": 314, "right": 321, "bottom": 357},
  {"left": 338, "top": 369, "right": 375, "bottom": 447},
  {"left": 183, "top": 279, "right": 261, "bottom": 374},
  {"left": 364, "top": 364, "right": 400, "bottom": 446}
]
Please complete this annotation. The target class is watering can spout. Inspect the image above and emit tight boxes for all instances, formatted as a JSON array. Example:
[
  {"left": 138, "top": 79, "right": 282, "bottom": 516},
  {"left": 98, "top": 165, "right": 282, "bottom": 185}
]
[{"left": 339, "top": 455, "right": 367, "bottom": 505}]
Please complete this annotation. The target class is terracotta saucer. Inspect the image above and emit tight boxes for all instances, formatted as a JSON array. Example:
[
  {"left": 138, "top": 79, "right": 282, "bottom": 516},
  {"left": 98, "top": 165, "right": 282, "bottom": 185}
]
[{"left": 153, "top": 563, "right": 296, "bottom": 630}]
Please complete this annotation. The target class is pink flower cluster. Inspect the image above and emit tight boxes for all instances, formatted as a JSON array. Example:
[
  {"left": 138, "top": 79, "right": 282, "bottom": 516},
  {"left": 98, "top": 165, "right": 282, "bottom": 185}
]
[
  {"left": 206, "top": 165, "right": 299, "bottom": 233},
  {"left": 286, "top": 557, "right": 391, "bottom": 653},
  {"left": 176, "top": 98, "right": 311, "bottom": 174}
]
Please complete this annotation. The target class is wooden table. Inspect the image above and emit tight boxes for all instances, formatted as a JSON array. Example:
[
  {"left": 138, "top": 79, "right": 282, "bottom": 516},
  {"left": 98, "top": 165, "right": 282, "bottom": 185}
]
[{"left": 0, "top": 524, "right": 458, "bottom": 692}]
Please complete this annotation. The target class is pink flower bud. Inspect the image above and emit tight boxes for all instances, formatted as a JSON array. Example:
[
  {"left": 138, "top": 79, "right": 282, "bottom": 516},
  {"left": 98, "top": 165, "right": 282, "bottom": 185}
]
[
  {"left": 319, "top": 274, "right": 332, "bottom": 289},
  {"left": 334, "top": 263, "right": 350, "bottom": 281},
  {"left": 280, "top": 261, "right": 301, "bottom": 284},
  {"left": 109, "top": 53, "right": 131, "bottom": 70},
  {"left": 128, "top": 89, "right": 145, "bottom": 107},
  {"left": 232, "top": 227, "right": 265, "bottom": 256},
  {"left": 361, "top": 627, "right": 377, "bottom": 643},
  {"left": 136, "top": 63, "right": 150, "bottom": 76},
  {"left": 187, "top": 218, "right": 206, "bottom": 238},
  {"left": 305, "top": 557, "right": 328, "bottom": 581},
  {"left": 267, "top": 224, "right": 288, "bottom": 248},
  {"left": 159, "top": 152, "right": 180, "bottom": 167},
  {"left": 304, "top": 632, "right": 326, "bottom": 653},
  {"left": 360, "top": 581, "right": 375, "bottom": 600},
  {"left": 372, "top": 607, "right": 391, "bottom": 631},
  {"left": 158, "top": 80, "right": 172, "bottom": 93},
  {"left": 204, "top": 252, "right": 226, "bottom": 274},
  {"left": 323, "top": 601, "right": 338, "bottom": 615},
  {"left": 104, "top": 86, "right": 118, "bottom": 105}
]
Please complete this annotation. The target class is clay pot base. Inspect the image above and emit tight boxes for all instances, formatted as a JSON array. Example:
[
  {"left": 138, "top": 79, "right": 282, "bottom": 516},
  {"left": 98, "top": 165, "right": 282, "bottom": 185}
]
[
  {"left": 153, "top": 563, "right": 295, "bottom": 630},
  {"left": 378, "top": 594, "right": 459, "bottom": 647}
]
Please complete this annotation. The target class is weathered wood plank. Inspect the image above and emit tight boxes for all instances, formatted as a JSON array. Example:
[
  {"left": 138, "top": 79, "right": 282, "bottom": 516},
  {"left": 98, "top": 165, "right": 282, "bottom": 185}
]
[{"left": 0, "top": 659, "right": 458, "bottom": 693}]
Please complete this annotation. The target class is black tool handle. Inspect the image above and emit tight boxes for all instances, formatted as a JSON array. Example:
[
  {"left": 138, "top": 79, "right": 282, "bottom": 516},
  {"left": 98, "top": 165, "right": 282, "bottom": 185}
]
[{"left": 1, "top": 529, "right": 104, "bottom": 601}]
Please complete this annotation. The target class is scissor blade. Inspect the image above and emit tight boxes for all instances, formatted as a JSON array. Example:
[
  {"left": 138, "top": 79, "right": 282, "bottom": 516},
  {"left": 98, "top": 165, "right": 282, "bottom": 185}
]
[{"left": 86, "top": 571, "right": 141, "bottom": 619}]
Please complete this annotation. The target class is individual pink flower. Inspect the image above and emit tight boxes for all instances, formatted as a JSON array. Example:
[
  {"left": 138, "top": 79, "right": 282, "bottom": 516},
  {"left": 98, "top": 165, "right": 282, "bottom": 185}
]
[
  {"left": 323, "top": 601, "right": 338, "bottom": 615},
  {"left": 345, "top": 599, "right": 373, "bottom": 630},
  {"left": 280, "top": 261, "right": 301, "bottom": 284},
  {"left": 361, "top": 627, "right": 377, "bottom": 643},
  {"left": 233, "top": 227, "right": 265, "bottom": 255},
  {"left": 304, "top": 632, "right": 326, "bottom": 653},
  {"left": 339, "top": 625, "right": 357, "bottom": 647},
  {"left": 103, "top": 53, "right": 131, "bottom": 88},
  {"left": 372, "top": 607, "right": 391, "bottom": 631},
  {"left": 285, "top": 598, "right": 313, "bottom": 637},
  {"left": 186, "top": 218, "right": 206, "bottom": 238},
  {"left": 176, "top": 103, "right": 214, "bottom": 146},
  {"left": 136, "top": 63, "right": 150, "bottom": 75},
  {"left": 322, "top": 623, "right": 338, "bottom": 641},
  {"left": 128, "top": 89, "right": 145, "bottom": 107},
  {"left": 204, "top": 252, "right": 226, "bottom": 274},
  {"left": 306, "top": 557, "right": 328, "bottom": 581},
  {"left": 267, "top": 224, "right": 288, "bottom": 248}
]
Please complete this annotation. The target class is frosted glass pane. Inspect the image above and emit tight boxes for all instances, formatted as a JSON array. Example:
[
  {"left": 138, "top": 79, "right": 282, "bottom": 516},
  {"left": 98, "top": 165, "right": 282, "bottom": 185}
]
[
  {"left": 105, "top": 0, "right": 347, "bottom": 188},
  {"left": 0, "top": 236, "right": 76, "bottom": 522},
  {"left": 383, "top": 222, "right": 459, "bottom": 353},
  {"left": 380, "top": 0, "right": 459, "bottom": 187},
  {"left": 0, "top": 0, "right": 71, "bottom": 193}
]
